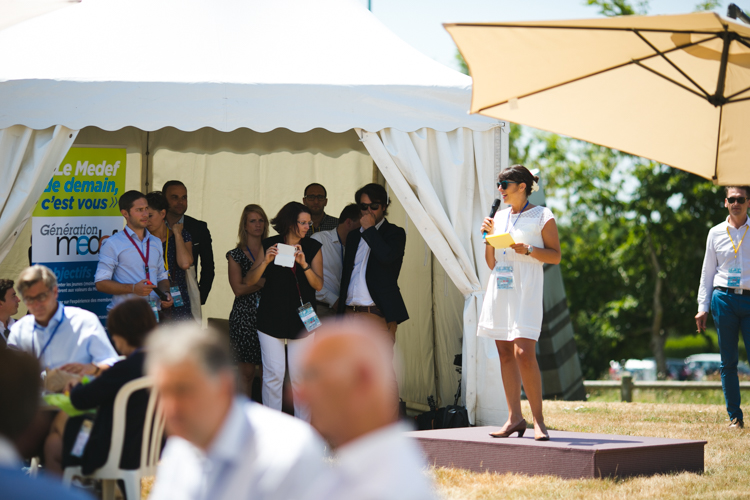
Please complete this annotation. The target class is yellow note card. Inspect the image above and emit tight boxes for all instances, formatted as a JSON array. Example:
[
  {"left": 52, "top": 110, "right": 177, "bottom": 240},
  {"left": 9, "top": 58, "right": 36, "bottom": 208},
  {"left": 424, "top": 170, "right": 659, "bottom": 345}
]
[{"left": 486, "top": 233, "right": 515, "bottom": 249}]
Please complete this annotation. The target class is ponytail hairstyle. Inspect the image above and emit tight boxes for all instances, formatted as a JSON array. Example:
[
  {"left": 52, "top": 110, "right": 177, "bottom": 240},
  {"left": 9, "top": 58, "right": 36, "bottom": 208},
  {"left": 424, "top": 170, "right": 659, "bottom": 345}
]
[{"left": 498, "top": 165, "right": 539, "bottom": 197}]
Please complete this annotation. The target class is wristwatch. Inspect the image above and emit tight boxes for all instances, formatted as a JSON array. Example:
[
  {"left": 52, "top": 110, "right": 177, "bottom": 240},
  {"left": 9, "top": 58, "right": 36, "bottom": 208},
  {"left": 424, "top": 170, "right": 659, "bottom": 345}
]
[
  {"left": 526, "top": 245, "right": 534, "bottom": 255},
  {"left": 303, "top": 265, "right": 312, "bottom": 271}
]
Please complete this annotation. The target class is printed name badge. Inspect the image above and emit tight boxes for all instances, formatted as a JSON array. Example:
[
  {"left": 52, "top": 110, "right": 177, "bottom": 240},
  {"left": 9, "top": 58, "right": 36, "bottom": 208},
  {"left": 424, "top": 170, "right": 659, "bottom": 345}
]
[
  {"left": 496, "top": 265, "right": 514, "bottom": 290},
  {"left": 728, "top": 267, "right": 742, "bottom": 287},
  {"left": 298, "top": 302, "right": 322, "bottom": 332},
  {"left": 170, "top": 286, "right": 184, "bottom": 307},
  {"left": 70, "top": 419, "right": 94, "bottom": 458},
  {"left": 148, "top": 298, "right": 160, "bottom": 323}
]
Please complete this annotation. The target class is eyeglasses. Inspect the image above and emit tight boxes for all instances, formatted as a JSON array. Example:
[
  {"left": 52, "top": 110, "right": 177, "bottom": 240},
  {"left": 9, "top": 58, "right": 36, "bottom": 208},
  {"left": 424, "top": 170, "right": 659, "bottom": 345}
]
[
  {"left": 497, "top": 180, "right": 519, "bottom": 190},
  {"left": 304, "top": 195, "right": 326, "bottom": 201},
  {"left": 358, "top": 203, "right": 382, "bottom": 211},
  {"left": 727, "top": 197, "right": 747, "bottom": 205},
  {"left": 297, "top": 220, "right": 314, "bottom": 227},
  {"left": 23, "top": 290, "right": 51, "bottom": 305}
]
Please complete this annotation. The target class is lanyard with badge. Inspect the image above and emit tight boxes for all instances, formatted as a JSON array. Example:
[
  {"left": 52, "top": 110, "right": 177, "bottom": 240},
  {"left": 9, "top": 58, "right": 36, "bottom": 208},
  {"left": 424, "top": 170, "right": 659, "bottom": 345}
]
[
  {"left": 32, "top": 305, "right": 65, "bottom": 363},
  {"left": 727, "top": 225, "right": 748, "bottom": 288},
  {"left": 163, "top": 229, "right": 185, "bottom": 308},
  {"left": 496, "top": 201, "right": 529, "bottom": 291},
  {"left": 123, "top": 230, "right": 160, "bottom": 320},
  {"left": 292, "top": 260, "right": 322, "bottom": 333}
]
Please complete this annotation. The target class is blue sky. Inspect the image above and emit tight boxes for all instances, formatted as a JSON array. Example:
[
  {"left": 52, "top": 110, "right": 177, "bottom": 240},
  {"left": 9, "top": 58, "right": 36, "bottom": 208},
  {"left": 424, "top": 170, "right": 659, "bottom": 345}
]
[{"left": 359, "top": 0, "right": 739, "bottom": 71}]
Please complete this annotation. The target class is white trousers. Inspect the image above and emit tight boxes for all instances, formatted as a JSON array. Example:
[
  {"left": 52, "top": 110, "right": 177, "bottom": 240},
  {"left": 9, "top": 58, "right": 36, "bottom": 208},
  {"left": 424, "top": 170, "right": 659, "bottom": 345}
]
[{"left": 257, "top": 331, "right": 314, "bottom": 422}]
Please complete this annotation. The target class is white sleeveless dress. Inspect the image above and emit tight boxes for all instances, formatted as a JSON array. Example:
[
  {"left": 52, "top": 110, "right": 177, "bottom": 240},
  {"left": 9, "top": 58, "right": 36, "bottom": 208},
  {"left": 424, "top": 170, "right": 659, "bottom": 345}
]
[{"left": 477, "top": 205, "right": 555, "bottom": 341}]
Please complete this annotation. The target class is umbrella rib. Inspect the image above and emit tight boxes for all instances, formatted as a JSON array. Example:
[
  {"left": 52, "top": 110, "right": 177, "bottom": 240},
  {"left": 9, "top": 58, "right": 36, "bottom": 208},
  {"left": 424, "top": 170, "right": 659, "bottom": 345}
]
[
  {"left": 728, "top": 95, "right": 750, "bottom": 103},
  {"left": 631, "top": 61, "right": 709, "bottom": 101},
  {"left": 631, "top": 30, "right": 712, "bottom": 98},
  {"left": 446, "top": 23, "right": 720, "bottom": 36}
]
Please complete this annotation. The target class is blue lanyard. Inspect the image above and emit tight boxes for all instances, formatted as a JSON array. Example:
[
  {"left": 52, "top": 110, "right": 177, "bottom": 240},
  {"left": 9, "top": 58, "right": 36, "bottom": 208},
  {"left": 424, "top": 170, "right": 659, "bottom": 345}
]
[
  {"left": 245, "top": 246, "right": 256, "bottom": 263},
  {"left": 503, "top": 201, "right": 529, "bottom": 255},
  {"left": 32, "top": 304, "right": 64, "bottom": 361}
]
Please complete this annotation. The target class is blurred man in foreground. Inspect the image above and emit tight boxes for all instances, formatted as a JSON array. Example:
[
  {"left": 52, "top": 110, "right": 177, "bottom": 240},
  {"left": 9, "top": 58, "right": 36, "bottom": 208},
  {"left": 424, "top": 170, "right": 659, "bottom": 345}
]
[
  {"left": 298, "top": 318, "right": 436, "bottom": 500},
  {"left": 0, "top": 349, "right": 92, "bottom": 500},
  {"left": 147, "top": 323, "right": 326, "bottom": 500}
]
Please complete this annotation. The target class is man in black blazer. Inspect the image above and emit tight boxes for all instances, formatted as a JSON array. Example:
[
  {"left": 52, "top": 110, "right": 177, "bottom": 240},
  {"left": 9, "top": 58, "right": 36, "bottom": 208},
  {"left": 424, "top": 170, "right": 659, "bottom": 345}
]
[
  {"left": 163, "top": 181, "right": 215, "bottom": 305},
  {"left": 338, "top": 183, "right": 408, "bottom": 342}
]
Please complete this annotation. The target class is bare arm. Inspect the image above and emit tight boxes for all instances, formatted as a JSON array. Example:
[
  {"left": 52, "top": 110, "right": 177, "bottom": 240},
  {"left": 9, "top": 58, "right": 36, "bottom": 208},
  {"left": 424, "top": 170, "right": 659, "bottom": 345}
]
[
  {"left": 509, "top": 219, "right": 562, "bottom": 265},
  {"left": 298, "top": 248, "right": 324, "bottom": 291},
  {"left": 243, "top": 245, "right": 276, "bottom": 287},
  {"left": 96, "top": 279, "right": 155, "bottom": 297},
  {"left": 480, "top": 217, "right": 496, "bottom": 269},
  {"left": 228, "top": 255, "right": 264, "bottom": 296},
  {"left": 173, "top": 229, "right": 193, "bottom": 270}
]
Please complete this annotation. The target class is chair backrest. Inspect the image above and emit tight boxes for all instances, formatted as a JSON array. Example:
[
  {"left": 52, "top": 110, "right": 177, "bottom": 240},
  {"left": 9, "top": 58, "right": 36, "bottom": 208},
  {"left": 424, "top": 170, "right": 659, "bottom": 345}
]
[{"left": 102, "top": 376, "right": 165, "bottom": 475}]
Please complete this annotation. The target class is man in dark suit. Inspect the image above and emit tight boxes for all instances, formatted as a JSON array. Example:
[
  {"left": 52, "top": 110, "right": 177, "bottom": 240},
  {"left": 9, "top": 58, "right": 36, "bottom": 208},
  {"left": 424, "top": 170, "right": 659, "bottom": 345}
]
[
  {"left": 163, "top": 181, "right": 215, "bottom": 305},
  {"left": 338, "top": 183, "right": 408, "bottom": 343}
]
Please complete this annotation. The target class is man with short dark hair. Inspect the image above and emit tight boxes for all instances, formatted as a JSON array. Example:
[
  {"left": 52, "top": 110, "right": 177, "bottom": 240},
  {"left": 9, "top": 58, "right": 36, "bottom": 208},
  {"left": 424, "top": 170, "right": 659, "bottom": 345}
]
[
  {"left": 338, "top": 183, "right": 408, "bottom": 340},
  {"left": 95, "top": 190, "right": 173, "bottom": 315},
  {"left": 0, "top": 349, "right": 92, "bottom": 500},
  {"left": 162, "top": 180, "right": 215, "bottom": 305},
  {"left": 303, "top": 183, "right": 338, "bottom": 237},
  {"left": 697, "top": 185, "right": 750, "bottom": 429},
  {"left": 0, "top": 279, "right": 20, "bottom": 348},
  {"left": 147, "top": 323, "right": 326, "bottom": 500},
  {"left": 311, "top": 204, "right": 362, "bottom": 318}
]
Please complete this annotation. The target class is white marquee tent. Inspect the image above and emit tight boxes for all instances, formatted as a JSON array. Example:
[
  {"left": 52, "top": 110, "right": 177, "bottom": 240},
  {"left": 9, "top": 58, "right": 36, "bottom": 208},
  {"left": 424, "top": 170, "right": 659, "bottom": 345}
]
[{"left": 0, "top": 0, "right": 583, "bottom": 423}]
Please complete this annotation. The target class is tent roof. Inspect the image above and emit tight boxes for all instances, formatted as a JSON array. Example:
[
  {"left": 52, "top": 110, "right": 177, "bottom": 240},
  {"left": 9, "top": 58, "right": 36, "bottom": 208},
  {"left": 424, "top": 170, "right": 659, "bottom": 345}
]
[{"left": 0, "top": 0, "right": 496, "bottom": 133}]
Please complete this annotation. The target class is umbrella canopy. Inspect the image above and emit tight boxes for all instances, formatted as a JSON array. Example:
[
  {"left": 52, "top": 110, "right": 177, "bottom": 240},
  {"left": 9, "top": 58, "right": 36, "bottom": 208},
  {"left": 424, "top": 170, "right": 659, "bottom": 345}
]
[{"left": 446, "top": 12, "right": 750, "bottom": 185}]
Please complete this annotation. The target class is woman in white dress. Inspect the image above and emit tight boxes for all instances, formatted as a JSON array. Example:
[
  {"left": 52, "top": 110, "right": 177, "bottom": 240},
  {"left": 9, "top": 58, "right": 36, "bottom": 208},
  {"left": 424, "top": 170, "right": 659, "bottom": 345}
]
[{"left": 479, "top": 165, "right": 561, "bottom": 441}]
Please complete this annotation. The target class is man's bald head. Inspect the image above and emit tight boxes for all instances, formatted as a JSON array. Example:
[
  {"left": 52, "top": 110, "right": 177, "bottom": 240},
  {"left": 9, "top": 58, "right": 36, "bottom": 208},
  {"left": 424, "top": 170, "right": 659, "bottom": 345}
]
[{"left": 299, "top": 318, "right": 397, "bottom": 448}]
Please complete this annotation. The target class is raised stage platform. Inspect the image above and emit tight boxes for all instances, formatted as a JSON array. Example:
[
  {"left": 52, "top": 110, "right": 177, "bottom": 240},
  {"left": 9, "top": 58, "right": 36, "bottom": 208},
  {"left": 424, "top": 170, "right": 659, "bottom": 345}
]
[{"left": 407, "top": 426, "right": 706, "bottom": 479}]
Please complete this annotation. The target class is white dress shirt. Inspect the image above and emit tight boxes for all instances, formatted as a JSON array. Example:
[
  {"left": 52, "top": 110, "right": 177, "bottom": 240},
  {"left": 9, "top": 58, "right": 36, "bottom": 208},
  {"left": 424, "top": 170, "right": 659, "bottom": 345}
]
[
  {"left": 0, "top": 436, "right": 21, "bottom": 468},
  {"left": 7, "top": 302, "right": 118, "bottom": 370},
  {"left": 149, "top": 397, "right": 328, "bottom": 500},
  {"left": 312, "top": 228, "right": 345, "bottom": 307},
  {"left": 310, "top": 423, "right": 437, "bottom": 500},
  {"left": 698, "top": 216, "right": 750, "bottom": 312},
  {"left": 94, "top": 226, "right": 169, "bottom": 311},
  {"left": 346, "top": 219, "right": 385, "bottom": 307}
]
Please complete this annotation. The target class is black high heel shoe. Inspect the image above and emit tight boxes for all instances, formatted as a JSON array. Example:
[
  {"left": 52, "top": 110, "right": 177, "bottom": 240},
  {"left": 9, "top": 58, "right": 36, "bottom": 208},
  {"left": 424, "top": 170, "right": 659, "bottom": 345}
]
[{"left": 489, "top": 419, "right": 527, "bottom": 438}]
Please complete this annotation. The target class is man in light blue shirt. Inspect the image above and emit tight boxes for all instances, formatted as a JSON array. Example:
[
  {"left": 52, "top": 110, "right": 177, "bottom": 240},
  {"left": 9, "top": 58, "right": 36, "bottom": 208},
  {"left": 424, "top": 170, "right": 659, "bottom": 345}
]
[
  {"left": 8, "top": 265, "right": 118, "bottom": 373},
  {"left": 95, "top": 190, "right": 172, "bottom": 313},
  {"left": 147, "top": 323, "right": 327, "bottom": 500}
]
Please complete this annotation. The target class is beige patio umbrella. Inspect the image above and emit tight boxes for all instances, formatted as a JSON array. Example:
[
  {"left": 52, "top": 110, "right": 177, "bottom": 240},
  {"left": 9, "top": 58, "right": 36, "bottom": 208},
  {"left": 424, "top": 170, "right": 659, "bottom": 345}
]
[{"left": 445, "top": 12, "right": 750, "bottom": 185}]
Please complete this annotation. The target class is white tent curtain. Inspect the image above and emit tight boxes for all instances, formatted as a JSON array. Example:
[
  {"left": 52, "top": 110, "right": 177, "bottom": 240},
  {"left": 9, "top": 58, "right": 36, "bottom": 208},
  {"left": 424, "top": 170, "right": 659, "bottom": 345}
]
[
  {"left": 357, "top": 126, "right": 503, "bottom": 424},
  {"left": 0, "top": 125, "right": 78, "bottom": 263}
]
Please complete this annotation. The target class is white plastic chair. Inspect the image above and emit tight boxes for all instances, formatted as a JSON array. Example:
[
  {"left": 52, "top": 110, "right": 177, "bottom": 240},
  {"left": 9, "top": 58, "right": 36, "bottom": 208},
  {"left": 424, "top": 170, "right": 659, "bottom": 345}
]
[{"left": 63, "top": 376, "right": 166, "bottom": 500}]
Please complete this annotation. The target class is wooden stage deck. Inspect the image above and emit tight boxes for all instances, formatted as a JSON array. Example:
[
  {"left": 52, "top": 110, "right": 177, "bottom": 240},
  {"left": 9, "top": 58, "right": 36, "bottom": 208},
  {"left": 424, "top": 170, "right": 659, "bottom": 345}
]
[{"left": 406, "top": 426, "right": 706, "bottom": 479}]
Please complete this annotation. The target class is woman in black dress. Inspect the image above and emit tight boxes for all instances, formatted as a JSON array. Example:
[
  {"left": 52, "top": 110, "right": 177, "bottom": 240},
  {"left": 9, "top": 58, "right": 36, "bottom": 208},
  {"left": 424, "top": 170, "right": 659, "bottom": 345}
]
[
  {"left": 226, "top": 204, "right": 268, "bottom": 399},
  {"left": 243, "top": 202, "right": 323, "bottom": 421},
  {"left": 146, "top": 191, "right": 194, "bottom": 322}
]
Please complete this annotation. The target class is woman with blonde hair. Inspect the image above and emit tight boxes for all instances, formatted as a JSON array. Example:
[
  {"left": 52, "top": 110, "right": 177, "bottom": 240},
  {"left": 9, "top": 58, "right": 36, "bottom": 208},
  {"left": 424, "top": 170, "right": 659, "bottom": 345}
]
[{"left": 226, "top": 204, "right": 268, "bottom": 398}]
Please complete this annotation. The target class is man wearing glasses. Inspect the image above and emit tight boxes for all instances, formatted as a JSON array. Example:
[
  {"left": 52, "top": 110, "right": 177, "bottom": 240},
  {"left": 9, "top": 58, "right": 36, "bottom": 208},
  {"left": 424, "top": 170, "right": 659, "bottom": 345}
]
[
  {"left": 303, "top": 183, "right": 339, "bottom": 237},
  {"left": 338, "top": 183, "right": 408, "bottom": 343},
  {"left": 697, "top": 186, "right": 750, "bottom": 429},
  {"left": 7, "top": 265, "right": 118, "bottom": 375}
]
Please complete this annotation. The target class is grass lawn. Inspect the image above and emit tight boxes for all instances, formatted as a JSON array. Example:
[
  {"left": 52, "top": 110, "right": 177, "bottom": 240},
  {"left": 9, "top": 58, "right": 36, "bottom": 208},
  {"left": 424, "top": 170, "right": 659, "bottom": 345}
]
[{"left": 432, "top": 400, "right": 748, "bottom": 500}]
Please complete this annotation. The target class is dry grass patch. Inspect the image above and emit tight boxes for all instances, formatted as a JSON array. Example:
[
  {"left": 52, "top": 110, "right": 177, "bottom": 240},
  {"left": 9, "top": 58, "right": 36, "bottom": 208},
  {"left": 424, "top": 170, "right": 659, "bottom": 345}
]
[{"left": 432, "top": 400, "right": 750, "bottom": 500}]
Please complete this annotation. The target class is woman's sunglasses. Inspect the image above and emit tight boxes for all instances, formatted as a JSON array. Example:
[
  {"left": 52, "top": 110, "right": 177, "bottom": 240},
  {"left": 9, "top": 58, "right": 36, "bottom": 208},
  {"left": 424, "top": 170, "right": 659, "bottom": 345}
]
[
  {"left": 358, "top": 202, "right": 381, "bottom": 211},
  {"left": 497, "top": 180, "right": 519, "bottom": 190},
  {"left": 728, "top": 197, "right": 747, "bottom": 205}
]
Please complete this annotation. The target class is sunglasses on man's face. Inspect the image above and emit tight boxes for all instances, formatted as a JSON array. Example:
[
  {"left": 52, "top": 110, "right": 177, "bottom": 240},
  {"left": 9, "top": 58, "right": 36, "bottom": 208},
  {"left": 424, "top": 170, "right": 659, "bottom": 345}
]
[
  {"left": 497, "top": 180, "right": 519, "bottom": 190},
  {"left": 727, "top": 197, "right": 747, "bottom": 205},
  {"left": 359, "top": 203, "right": 381, "bottom": 211}
]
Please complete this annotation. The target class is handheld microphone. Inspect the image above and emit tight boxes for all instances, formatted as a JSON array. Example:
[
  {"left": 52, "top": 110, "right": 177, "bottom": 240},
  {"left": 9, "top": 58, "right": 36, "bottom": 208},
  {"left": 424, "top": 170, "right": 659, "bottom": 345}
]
[{"left": 483, "top": 199, "right": 502, "bottom": 239}]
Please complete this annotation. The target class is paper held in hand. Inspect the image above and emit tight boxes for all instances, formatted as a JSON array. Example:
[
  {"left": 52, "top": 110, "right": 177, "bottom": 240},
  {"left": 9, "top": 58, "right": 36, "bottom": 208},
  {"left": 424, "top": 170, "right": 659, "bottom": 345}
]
[
  {"left": 274, "top": 243, "right": 296, "bottom": 268},
  {"left": 486, "top": 232, "right": 515, "bottom": 249}
]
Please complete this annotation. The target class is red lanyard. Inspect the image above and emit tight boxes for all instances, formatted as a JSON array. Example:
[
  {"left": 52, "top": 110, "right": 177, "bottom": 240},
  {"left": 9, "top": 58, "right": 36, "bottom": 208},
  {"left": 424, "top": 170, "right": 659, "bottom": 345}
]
[{"left": 124, "top": 229, "right": 151, "bottom": 279}]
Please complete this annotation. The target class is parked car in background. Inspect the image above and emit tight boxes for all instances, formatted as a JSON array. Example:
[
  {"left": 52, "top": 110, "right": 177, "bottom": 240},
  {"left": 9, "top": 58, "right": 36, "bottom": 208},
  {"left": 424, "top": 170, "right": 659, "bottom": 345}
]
[
  {"left": 684, "top": 353, "right": 750, "bottom": 380},
  {"left": 609, "top": 359, "right": 657, "bottom": 381}
]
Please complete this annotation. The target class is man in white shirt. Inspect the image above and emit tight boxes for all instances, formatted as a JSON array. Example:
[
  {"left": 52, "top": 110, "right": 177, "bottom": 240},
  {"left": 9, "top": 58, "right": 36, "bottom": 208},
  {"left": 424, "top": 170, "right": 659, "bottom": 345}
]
[
  {"left": 0, "top": 279, "right": 20, "bottom": 348},
  {"left": 147, "top": 323, "right": 327, "bottom": 500},
  {"left": 696, "top": 186, "right": 750, "bottom": 429},
  {"left": 95, "top": 190, "right": 173, "bottom": 314},
  {"left": 8, "top": 265, "right": 118, "bottom": 373},
  {"left": 298, "top": 318, "right": 437, "bottom": 500},
  {"left": 311, "top": 204, "right": 361, "bottom": 319}
]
